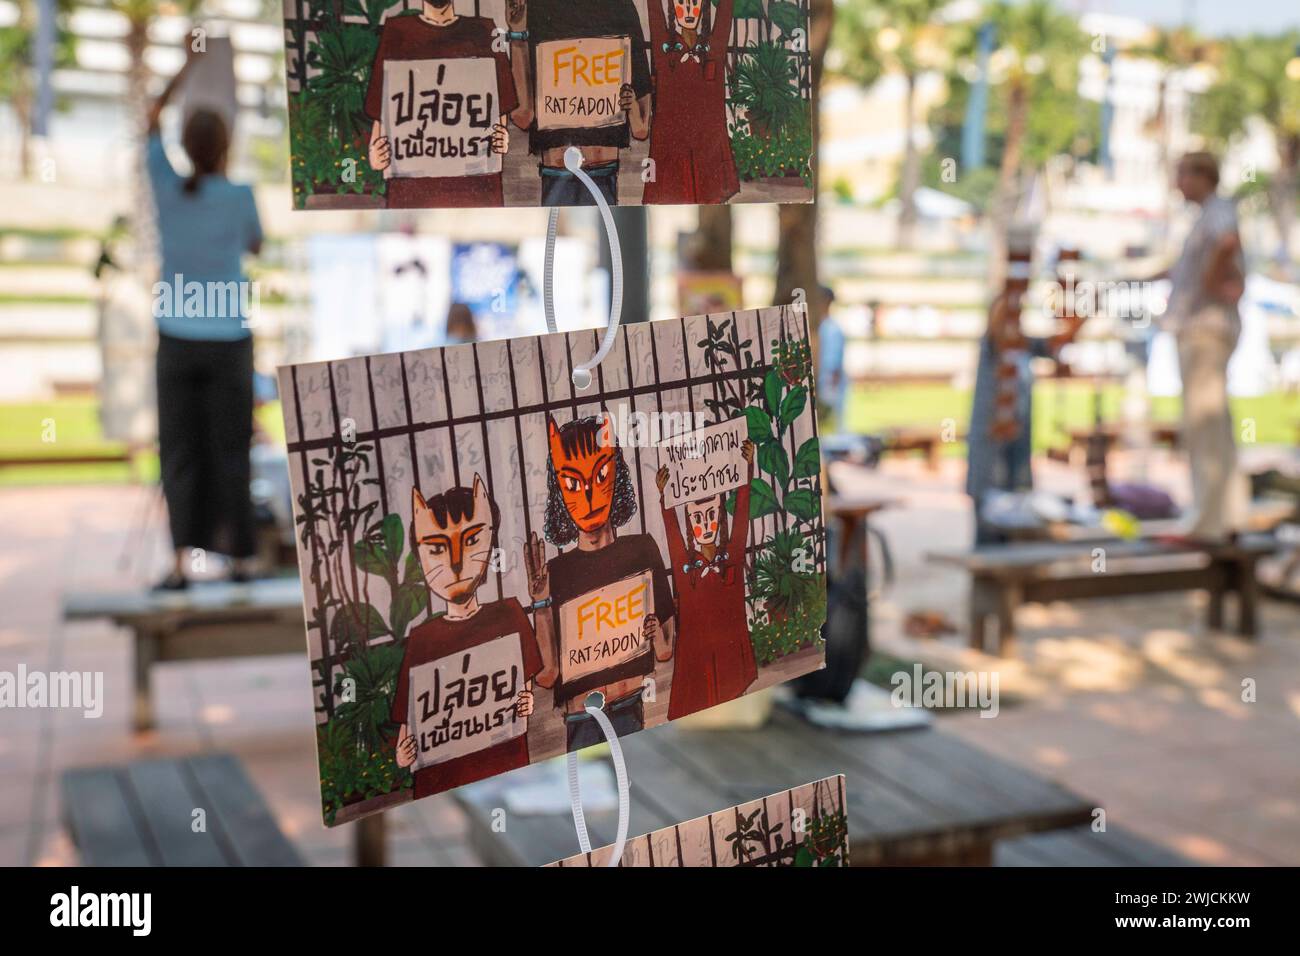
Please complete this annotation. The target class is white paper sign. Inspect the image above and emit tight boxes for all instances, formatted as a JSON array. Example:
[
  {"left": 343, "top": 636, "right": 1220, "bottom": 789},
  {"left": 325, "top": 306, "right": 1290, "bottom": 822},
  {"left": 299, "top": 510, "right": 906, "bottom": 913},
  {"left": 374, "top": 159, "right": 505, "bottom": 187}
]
[
  {"left": 558, "top": 570, "right": 653, "bottom": 692},
  {"left": 536, "top": 36, "right": 630, "bottom": 131},
  {"left": 382, "top": 57, "right": 502, "bottom": 179},
  {"left": 655, "top": 418, "right": 748, "bottom": 508},
  {"left": 407, "top": 634, "right": 525, "bottom": 771}
]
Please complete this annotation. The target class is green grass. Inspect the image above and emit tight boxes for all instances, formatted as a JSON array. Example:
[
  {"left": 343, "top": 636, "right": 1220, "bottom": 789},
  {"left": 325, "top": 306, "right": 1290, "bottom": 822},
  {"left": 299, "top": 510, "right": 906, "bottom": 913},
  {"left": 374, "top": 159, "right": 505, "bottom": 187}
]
[
  {"left": 0, "top": 398, "right": 284, "bottom": 486},
  {"left": 0, "top": 293, "right": 95, "bottom": 306},
  {"left": 2, "top": 385, "right": 1296, "bottom": 487},
  {"left": 843, "top": 380, "right": 1300, "bottom": 454}
]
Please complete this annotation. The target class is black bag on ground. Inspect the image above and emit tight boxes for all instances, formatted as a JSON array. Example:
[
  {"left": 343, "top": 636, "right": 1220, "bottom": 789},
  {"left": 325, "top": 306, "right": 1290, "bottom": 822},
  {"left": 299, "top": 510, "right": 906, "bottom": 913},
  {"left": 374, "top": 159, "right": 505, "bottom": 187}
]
[{"left": 792, "top": 519, "right": 869, "bottom": 704}]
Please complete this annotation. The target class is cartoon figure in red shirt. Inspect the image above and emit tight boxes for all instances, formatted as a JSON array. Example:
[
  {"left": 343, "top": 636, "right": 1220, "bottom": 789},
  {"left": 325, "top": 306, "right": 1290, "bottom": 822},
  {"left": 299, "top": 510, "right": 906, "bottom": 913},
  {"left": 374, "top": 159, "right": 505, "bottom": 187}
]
[
  {"left": 642, "top": 0, "right": 739, "bottom": 204},
  {"left": 657, "top": 438, "right": 757, "bottom": 719},
  {"left": 392, "top": 474, "right": 547, "bottom": 798},
  {"left": 364, "top": 1, "right": 524, "bottom": 207}
]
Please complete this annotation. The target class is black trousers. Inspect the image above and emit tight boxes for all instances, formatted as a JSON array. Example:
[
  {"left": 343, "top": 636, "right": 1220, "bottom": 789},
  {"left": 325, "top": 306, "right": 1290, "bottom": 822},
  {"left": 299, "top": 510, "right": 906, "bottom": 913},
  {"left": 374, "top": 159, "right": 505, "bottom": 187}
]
[{"left": 156, "top": 333, "right": 255, "bottom": 558}]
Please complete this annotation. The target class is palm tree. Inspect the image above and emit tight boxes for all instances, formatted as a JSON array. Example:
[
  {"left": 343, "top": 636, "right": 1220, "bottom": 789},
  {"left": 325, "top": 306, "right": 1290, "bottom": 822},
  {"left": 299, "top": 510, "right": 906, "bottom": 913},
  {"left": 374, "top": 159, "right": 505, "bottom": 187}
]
[
  {"left": 1133, "top": 26, "right": 1204, "bottom": 250},
  {"left": 833, "top": 0, "right": 949, "bottom": 247},
  {"left": 1, "top": 0, "right": 74, "bottom": 178},
  {"left": 970, "top": 0, "right": 1085, "bottom": 270},
  {"left": 109, "top": 0, "right": 203, "bottom": 265},
  {"left": 1196, "top": 31, "right": 1300, "bottom": 265}
]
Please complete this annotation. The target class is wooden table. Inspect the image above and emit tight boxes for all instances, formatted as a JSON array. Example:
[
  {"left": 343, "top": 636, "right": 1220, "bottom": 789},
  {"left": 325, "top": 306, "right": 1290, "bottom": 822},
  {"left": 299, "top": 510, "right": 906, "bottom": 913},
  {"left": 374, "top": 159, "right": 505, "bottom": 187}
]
[
  {"left": 63, "top": 577, "right": 306, "bottom": 731},
  {"left": 62, "top": 753, "right": 305, "bottom": 866},
  {"left": 827, "top": 493, "right": 899, "bottom": 572},
  {"left": 456, "top": 710, "right": 1095, "bottom": 867}
]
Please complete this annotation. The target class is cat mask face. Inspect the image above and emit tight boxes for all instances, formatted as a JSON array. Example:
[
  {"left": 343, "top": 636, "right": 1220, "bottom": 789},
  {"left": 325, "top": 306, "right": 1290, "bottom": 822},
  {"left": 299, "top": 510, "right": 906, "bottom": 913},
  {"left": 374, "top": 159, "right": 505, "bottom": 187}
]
[
  {"left": 547, "top": 412, "right": 617, "bottom": 535},
  {"left": 412, "top": 474, "right": 493, "bottom": 606}
]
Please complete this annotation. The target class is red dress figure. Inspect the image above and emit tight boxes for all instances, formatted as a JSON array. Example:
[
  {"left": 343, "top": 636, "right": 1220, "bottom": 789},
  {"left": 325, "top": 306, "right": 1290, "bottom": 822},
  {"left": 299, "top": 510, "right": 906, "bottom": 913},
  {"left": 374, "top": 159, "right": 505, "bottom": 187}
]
[
  {"left": 643, "top": 0, "right": 740, "bottom": 205},
  {"left": 660, "top": 439, "right": 757, "bottom": 720}
]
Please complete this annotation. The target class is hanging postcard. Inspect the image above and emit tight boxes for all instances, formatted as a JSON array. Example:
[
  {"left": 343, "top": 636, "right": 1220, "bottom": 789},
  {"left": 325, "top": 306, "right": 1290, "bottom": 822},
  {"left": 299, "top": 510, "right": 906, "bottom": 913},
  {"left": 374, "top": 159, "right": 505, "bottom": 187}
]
[
  {"left": 278, "top": 305, "right": 827, "bottom": 825},
  {"left": 281, "top": 0, "right": 815, "bottom": 209},
  {"left": 548, "top": 775, "right": 849, "bottom": 867}
]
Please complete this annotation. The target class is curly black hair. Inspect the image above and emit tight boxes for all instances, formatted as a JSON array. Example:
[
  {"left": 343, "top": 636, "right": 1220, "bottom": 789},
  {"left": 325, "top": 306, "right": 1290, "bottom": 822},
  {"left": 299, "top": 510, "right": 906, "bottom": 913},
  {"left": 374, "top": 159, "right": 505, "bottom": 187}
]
[{"left": 543, "top": 416, "right": 637, "bottom": 546}]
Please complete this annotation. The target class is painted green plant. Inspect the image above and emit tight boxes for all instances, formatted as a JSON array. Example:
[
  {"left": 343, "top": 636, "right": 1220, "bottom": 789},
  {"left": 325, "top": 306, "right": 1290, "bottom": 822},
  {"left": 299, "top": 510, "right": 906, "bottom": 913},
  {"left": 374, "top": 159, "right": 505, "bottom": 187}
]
[
  {"left": 736, "top": 331, "right": 825, "bottom": 659},
  {"left": 750, "top": 586, "right": 826, "bottom": 665},
  {"left": 795, "top": 807, "right": 849, "bottom": 867},
  {"left": 739, "top": 336, "right": 819, "bottom": 529},
  {"left": 318, "top": 718, "right": 411, "bottom": 826},
  {"left": 296, "top": 434, "right": 427, "bottom": 819},
  {"left": 730, "top": 118, "right": 814, "bottom": 186},
  {"left": 728, "top": 40, "right": 803, "bottom": 136}
]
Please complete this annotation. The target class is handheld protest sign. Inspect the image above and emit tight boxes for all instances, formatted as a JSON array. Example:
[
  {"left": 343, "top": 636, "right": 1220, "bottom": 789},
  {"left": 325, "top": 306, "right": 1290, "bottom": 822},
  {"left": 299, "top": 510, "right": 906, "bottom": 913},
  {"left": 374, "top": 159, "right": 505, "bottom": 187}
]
[
  {"left": 548, "top": 775, "right": 849, "bottom": 867},
  {"left": 280, "top": 0, "right": 815, "bottom": 209},
  {"left": 381, "top": 57, "right": 504, "bottom": 179},
  {"left": 278, "top": 305, "right": 827, "bottom": 825},
  {"left": 535, "top": 35, "right": 632, "bottom": 132}
]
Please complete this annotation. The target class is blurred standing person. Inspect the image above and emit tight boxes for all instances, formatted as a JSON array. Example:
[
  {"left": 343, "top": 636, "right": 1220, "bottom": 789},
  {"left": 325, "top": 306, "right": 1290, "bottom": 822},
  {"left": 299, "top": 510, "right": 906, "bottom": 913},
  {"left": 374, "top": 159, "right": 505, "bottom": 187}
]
[
  {"left": 1152, "top": 152, "right": 1247, "bottom": 541},
  {"left": 147, "top": 49, "right": 263, "bottom": 590},
  {"left": 444, "top": 302, "right": 478, "bottom": 344},
  {"left": 815, "top": 286, "right": 846, "bottom": 430},
  {"left": 967, "top": 289, "right": 1085, "bottom": 546}
]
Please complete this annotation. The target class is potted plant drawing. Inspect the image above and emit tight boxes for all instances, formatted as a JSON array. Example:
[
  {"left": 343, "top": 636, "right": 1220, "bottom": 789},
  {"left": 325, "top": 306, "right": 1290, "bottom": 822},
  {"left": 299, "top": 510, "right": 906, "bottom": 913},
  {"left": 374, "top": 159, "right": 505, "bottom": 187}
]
[
  {"left": 738, "top": 332, "right": 826, "bottom": 663},
  {"left": 729, "top": 40, "right": 802, "bottom": 142},
  {"left": 726, "top": 25, "right": 813, "bottom": 186},
  {"left": 296, "top": 438, "right": 428, "bottom": 823},
  {"left": 290, "top": 1, "right": 395, "bottom": 206}
]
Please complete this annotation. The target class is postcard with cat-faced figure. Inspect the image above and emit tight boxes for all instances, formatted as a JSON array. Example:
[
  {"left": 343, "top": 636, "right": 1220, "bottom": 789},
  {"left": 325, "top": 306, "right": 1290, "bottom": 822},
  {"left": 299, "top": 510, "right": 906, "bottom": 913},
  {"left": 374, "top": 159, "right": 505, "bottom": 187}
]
[
  {"left": 278, "top": 304, "right": 826, "bottom": 825},
  {"left": 281, "top": 0, "right": 814, "bottom": 209}
]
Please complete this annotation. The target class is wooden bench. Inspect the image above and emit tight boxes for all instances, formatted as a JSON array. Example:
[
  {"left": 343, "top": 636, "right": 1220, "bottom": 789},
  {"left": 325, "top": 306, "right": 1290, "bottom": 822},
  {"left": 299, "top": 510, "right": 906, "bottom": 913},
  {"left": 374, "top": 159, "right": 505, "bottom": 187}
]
[
  {"left": 995, "top": 824, "right": 1194, "bottom": 866},
  {"left": 880, "top": 426, "right": 960, "bottom": 471},
  {"left": 62, "top": 577, "right": 306, "bottom": 731},
  {"left": 456, "top": 710, "right": 1096, "bottom": 867},
  {"left": 62, "top": 753, "right": 305, "bottom": 866},
  {"left": 928, "top": 535, "right": 1277, "bottom": 656}
]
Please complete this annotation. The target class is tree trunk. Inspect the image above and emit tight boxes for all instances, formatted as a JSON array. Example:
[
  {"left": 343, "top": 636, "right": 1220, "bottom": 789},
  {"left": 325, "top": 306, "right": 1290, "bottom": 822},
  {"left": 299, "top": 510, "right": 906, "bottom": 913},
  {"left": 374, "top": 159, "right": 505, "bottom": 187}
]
[
  {"left": 775, "top": 0, "right": 833, "bottom": 334},
  {"left": 125, "top": 17, "right": 157, "bottom": 273},
  {"left": 14, "top": 0, "right": 35, "bottom": 179},
  {"left": 896, "top": 70, "right": 920, "bottom": 249},
  {"left": 689, "top": 206, "right": 734, "bottom": 272},
  {"left": 988, "top": 77, "right": 1027, "bottom": 286}
]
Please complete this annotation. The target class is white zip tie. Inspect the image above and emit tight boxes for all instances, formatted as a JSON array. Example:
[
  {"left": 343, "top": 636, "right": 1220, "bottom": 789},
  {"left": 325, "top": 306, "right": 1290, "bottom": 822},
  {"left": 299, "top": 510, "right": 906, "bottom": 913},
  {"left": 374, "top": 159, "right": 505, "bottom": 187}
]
[
  {"left": 542, "top": 146, "right": 623, "bottom": 390},
  {"left": 566, "top": 695, "right": 630, "bottom": 867}
]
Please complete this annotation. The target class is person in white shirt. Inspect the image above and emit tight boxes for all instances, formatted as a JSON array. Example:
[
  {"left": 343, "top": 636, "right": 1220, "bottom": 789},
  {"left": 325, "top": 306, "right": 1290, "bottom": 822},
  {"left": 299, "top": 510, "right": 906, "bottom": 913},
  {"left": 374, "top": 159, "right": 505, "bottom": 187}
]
[{"left": 1153, "top": 151, "right": 1247, "bottom": 540}]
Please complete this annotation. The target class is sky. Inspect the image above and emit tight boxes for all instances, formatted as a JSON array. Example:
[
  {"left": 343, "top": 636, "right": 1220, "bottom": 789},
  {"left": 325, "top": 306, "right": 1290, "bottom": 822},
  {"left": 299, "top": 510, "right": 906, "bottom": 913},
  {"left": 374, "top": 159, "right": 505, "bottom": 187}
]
[{"left": 1058, "top": 0, "right": 1300, "bottom": 36}]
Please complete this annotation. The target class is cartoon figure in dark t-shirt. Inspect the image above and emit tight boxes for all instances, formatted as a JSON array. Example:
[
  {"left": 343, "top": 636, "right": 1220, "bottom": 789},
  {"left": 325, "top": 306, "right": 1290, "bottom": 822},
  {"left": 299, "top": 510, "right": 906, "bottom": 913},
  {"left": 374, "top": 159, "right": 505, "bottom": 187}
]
[
  {"left": 507, "top": 0, "right": 653, "bottom": 206},
  {"left": 657, "top": 438, "right": 757, "bottom": 719},
  {"left": 364, "top": 1, "right": 526, "bottom": 208},
  {"left": 393, "top": 474, "right": 547, "bottom": 798},
  {"left": 523, "top": 413, "right": 675, "bottom": 751}
]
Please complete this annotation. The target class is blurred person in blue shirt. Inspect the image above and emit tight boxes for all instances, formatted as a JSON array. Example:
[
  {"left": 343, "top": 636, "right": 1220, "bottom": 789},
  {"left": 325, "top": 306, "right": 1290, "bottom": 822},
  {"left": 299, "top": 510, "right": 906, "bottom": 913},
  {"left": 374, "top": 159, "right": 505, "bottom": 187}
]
[
  {"left": 816, "top": 285, "right": 846, "bottom": 431},
  {"left": 146, "top": 48, "right": 263, "bottom": 590}
]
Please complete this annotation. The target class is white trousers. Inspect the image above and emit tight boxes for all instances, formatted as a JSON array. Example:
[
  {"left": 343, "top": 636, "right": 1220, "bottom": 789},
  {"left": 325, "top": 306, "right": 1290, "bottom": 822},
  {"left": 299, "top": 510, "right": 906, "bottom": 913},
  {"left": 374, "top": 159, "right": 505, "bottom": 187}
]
[{"left": 1176, "top": 310, "right": 1245, "bottom": 539}]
